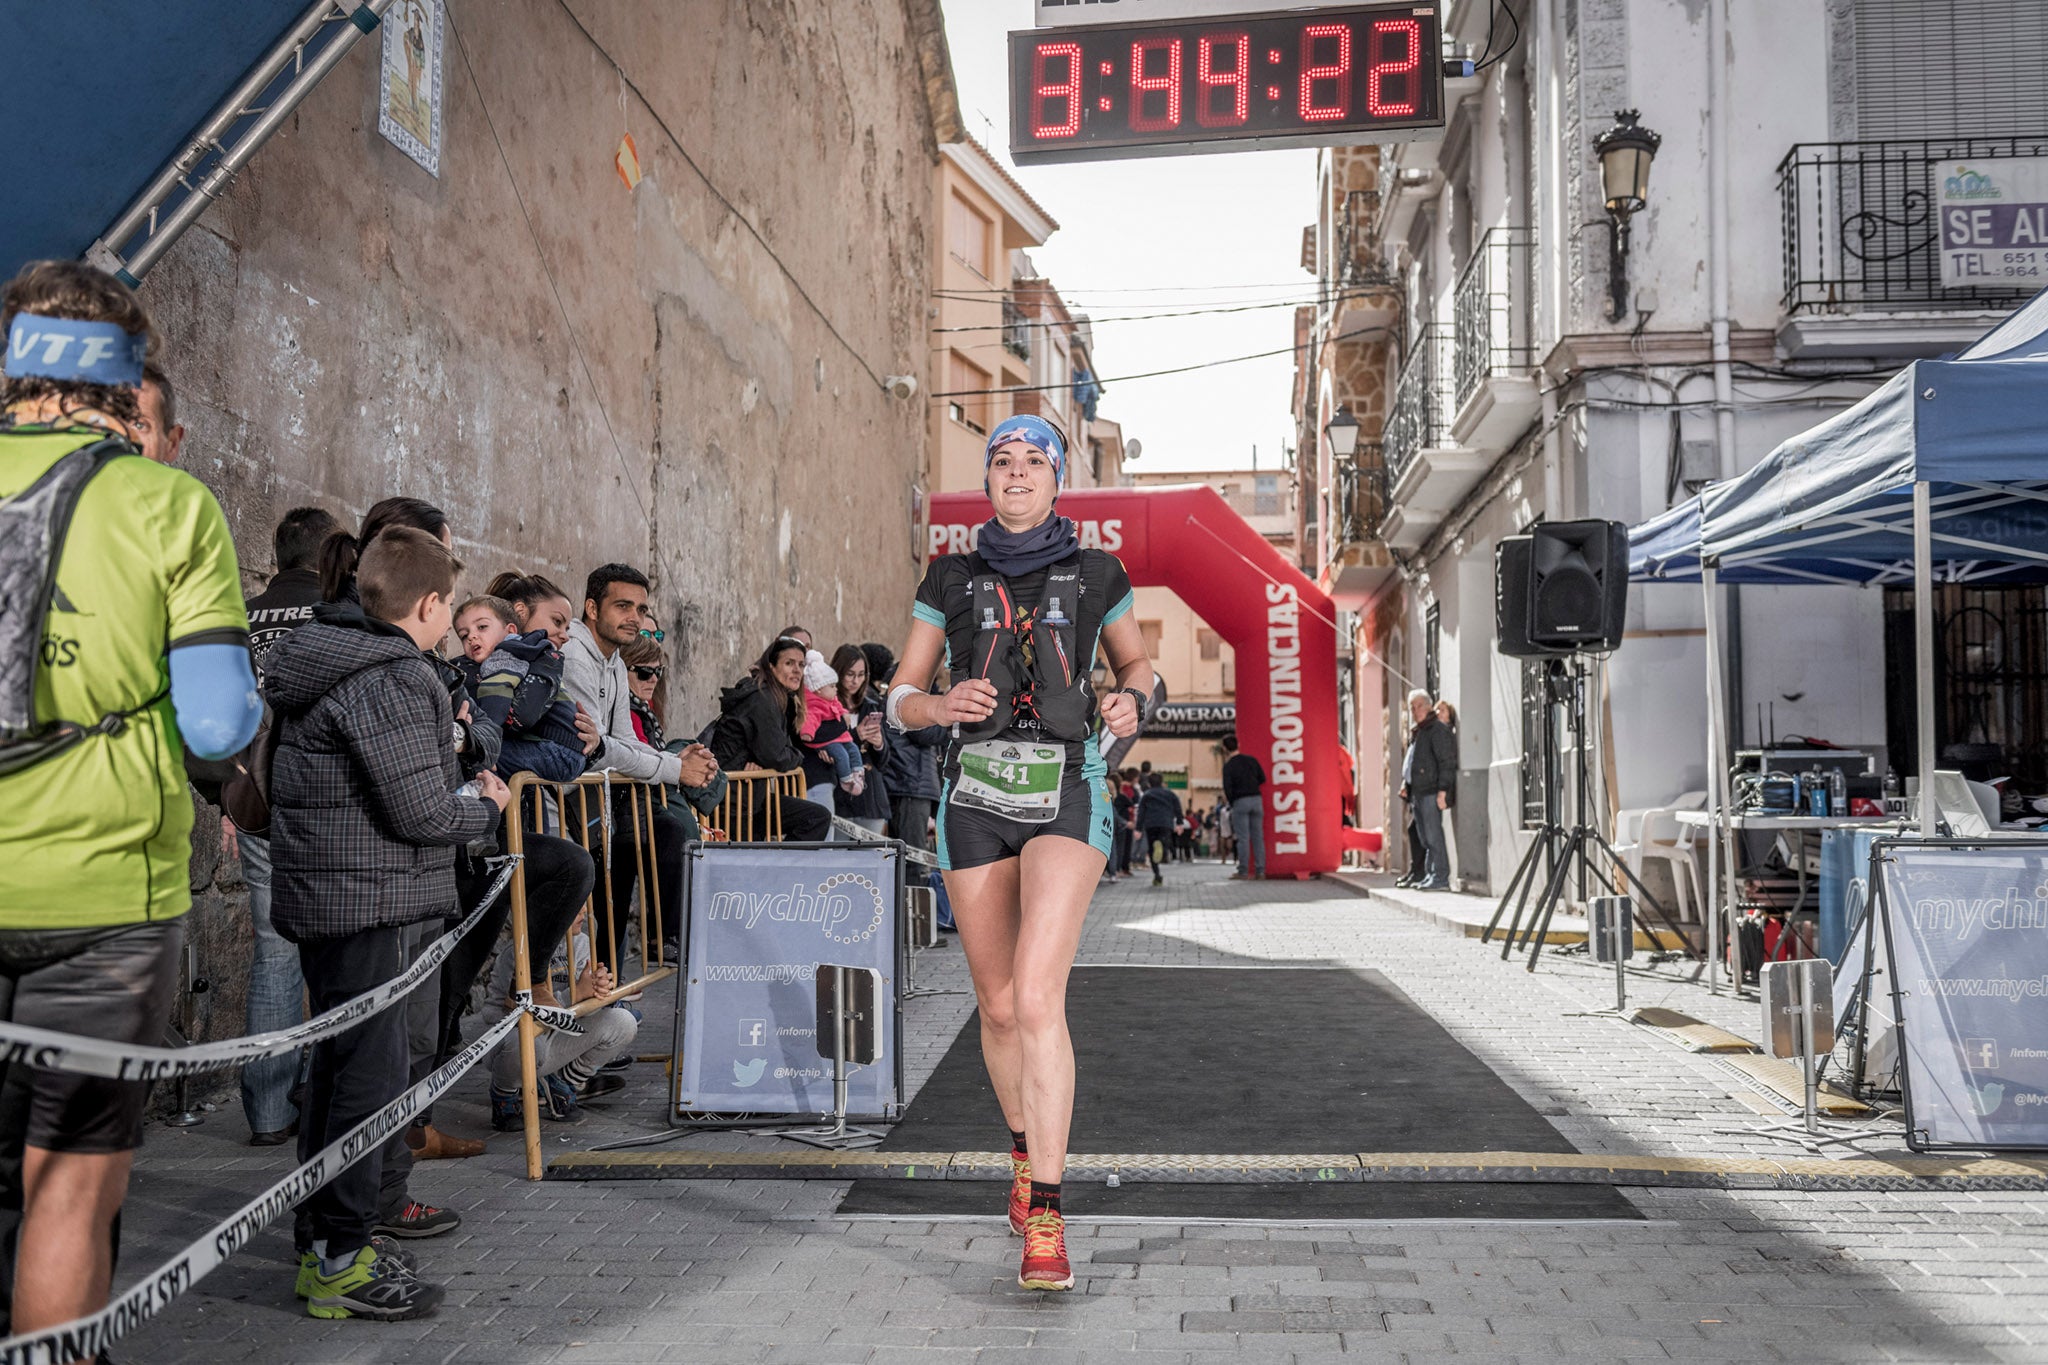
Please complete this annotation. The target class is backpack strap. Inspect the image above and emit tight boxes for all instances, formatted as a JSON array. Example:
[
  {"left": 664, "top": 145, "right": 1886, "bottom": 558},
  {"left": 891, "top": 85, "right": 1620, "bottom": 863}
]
[{"left": 0, "top": 437, "right": 131, "bottom": 745}]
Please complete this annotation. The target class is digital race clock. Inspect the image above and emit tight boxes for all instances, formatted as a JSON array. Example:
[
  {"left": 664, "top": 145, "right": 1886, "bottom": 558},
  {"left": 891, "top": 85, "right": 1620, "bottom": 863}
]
[{"left": 1009, "top": 3, "right": 1445, "bottom": 164}]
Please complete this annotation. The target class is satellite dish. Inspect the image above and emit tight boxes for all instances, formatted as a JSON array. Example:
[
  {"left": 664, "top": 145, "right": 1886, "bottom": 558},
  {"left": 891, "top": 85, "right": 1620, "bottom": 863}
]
[{"left": 1125, "top": 438, "right": 1142, "bottom": 461}]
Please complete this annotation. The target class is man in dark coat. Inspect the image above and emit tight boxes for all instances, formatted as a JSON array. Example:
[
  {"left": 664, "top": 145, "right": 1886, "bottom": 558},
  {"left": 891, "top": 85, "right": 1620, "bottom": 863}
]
[{"left": 1398, "top": 689, "right": 1457, "bottom": 890}]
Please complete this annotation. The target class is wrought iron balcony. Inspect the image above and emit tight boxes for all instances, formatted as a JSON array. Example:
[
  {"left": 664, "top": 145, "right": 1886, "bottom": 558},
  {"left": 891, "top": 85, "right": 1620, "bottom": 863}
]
[
  {"left": 1001, "top": 300, "right": 1032, "bottom": 360},
  {"left": 1778, "top": 135, "right": 2048, "bottom": 314},
  {"left": 1384, "top": 326, "right": 1455, "bottom": 491},
  {"left": 1334, "top": 444, "right": 1387, "bottom": 546},
  {"left": 1452, "top": 228, "right": 1535, "bottom": 412}
]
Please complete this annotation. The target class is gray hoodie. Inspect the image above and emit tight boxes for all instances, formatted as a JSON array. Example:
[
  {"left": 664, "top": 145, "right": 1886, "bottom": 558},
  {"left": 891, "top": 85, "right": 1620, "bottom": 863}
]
[{"left": 561, "top": 619, "right": 681, "bottom": 785}]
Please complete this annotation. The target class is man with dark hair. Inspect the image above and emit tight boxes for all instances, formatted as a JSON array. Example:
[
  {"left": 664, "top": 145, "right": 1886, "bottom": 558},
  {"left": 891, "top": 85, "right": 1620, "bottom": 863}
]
[
  {"left": 135, "top": 363, "right": 183, "bottom": 466},
  {"left": 1220, "top": 735, "right": 1267, "bottom": 880},
  {"left": 233, "top": 504, "right": 345, "bottom": 1145},
  {"left": 563, "top": 563, "right": 717, "bottom": 968},
  {"left": 0, "top": 259, "right": 260, "bottom": 1339}
]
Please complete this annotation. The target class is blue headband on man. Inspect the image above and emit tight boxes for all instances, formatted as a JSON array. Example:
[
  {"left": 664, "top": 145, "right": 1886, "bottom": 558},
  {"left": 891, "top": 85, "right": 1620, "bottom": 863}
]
[
  {"left": 984, "top": 414, "right": 1067, "bottom": 485},
  {"left": 5, "top": 313, "right": 147, "bottom": 387}
]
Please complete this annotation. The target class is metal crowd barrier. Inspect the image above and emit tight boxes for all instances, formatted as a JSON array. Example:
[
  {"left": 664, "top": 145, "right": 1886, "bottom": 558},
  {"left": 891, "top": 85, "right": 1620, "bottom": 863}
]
[{"left": 503, "top": 767, "right": 805, "bottom": 1178}]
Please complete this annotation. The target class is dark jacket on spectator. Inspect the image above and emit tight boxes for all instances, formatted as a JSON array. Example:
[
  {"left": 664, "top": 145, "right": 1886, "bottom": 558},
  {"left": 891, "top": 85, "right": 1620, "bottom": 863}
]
[
  {"left": 1401, "top": 713, "right": 1458, "bottom": 798},
  {"left": 711, "top": 677, "right": 806, "bottom": 773},
  {"left": 881, "top": 712, "right": 944, "bottom": 802},
  {"left": 1138, "top": 785, "right": 1183, "bottom": 832},
  {"left": 263, "top": 603, "right": 499, "bottom": 942},
  {"left": 1222, "top": 752, "right": 1267, "bottom": 804}
]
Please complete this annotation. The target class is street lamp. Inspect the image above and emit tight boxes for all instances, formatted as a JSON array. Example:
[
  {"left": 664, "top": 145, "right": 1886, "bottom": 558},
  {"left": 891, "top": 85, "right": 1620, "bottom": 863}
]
[
  {"left": 1592, "top": 109, "right": 1661, "bottom": 321},
  {"left": 1325, "top": 406, "right": 1361, "bottom": 460}
]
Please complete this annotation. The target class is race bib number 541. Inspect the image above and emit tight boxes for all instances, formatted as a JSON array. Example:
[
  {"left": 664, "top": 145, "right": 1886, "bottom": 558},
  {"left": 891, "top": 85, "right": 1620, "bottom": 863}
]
[{"left": 953, "top": 740, "right": 1066, "bottom": 823}]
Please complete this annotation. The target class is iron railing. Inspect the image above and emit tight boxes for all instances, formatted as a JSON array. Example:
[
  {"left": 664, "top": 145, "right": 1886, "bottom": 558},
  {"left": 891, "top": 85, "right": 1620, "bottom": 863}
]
[
  {"left": 1452, "top": 227, "right": 1536, "bottom": 411},
  {"left": 1384, "top": 326, "right": 1454, "bottom": 491},
  {"left": 1002, "top": 300, "right": 1032, "bottom": 360},
  {"left": 1333, "top": 444, "right": 1387, "bottom": 546},
  {"left": 1778, "top": 135, "right": 2048, "bottom": 313}
]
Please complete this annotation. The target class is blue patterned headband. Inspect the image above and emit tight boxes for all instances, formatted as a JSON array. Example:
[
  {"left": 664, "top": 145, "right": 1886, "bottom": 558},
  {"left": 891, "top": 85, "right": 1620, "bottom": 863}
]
[
  {"left": 5, "top": 313, "right": 146, "bottom": 386},
  {"left": 984, "top": 414, "right": 1067, "bottom": 484}
]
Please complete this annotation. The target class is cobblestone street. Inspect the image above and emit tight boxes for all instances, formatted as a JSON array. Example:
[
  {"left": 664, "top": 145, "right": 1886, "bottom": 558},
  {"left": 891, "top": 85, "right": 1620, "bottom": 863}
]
[{"left": 120, "top": 863, "right": 2048, "bottom": 1363}]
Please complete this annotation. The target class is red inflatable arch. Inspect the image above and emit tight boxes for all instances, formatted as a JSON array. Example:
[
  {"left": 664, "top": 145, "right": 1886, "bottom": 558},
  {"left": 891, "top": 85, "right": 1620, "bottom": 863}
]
[{"left": 929, "top": 485, "right": 1340, "bottom": 878}]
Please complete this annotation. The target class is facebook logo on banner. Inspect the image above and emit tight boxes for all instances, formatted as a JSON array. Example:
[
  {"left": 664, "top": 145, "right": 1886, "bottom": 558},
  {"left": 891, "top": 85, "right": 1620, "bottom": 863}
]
[
  {"left": 1968, "top": 1038, "right": 2001, "bottom": 1070},
  {"left": 739, "top": 1019, "right": 768, "bottom": 1048}
]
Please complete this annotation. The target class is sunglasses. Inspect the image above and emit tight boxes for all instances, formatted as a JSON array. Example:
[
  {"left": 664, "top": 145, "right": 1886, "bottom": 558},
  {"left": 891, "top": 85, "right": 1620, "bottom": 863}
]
[
  {"left": 639, "top": 627, "right": 665, "bottom": 643},
  {"left": 630, "top": 665, "right": 664, "bottom": 682}
]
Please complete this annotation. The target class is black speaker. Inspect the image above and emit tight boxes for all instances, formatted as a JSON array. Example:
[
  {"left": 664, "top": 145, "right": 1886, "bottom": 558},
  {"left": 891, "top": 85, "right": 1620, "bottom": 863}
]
[
  {"left": 1527, "top": 519, "right": 1628, "bottom": 650},
  {"left": 1496, "top": 535, "right": 1569, "bottom": 659}
]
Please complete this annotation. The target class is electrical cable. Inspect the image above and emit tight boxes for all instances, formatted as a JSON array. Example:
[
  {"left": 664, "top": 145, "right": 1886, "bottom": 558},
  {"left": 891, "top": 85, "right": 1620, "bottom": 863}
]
[
  {"left": 549, "top": 0, "right": 890, "bottom": 390},
  {"left": 931, "top": 288, "right": 1375, "bottom": 334},
  {"left": 930, "top": 278, "right": 1361, "bottom": 298},
  {"left": 1475, "top": 0, "right": 1523, "bottom": 71},
  {"left": 929, "top": 325, "right": 1394, "bottom": 399}
]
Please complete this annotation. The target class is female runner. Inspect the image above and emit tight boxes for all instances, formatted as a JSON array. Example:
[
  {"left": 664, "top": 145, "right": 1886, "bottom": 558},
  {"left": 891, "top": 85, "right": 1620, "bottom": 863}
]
[{"left": 888, "top": 414, "right": 1151, "bottom": 1291}]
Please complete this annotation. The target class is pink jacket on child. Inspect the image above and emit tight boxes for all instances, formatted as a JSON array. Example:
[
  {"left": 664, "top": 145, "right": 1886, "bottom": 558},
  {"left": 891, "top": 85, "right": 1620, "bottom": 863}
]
[{"left": 800, "top": 688, "right": 848, "bottom": 747}]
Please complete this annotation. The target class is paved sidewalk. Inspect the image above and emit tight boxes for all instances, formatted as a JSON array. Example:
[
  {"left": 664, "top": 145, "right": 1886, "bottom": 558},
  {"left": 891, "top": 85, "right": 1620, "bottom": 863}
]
[{"left": 114, "top": 862, "right": 2048, "bottom": 1363}]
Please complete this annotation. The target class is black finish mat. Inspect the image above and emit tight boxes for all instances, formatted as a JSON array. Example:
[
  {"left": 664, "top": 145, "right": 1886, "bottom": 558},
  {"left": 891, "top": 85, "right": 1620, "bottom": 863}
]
[{"left": 839, "top": 966, "right": 1640, "bottom": 1220}]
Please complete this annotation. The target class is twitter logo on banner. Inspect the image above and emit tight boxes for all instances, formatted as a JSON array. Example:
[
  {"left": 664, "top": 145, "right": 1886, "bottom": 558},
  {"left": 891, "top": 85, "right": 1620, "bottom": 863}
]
[{"left": 732, "top": 1057, "right": 767, "bottom": 1088}]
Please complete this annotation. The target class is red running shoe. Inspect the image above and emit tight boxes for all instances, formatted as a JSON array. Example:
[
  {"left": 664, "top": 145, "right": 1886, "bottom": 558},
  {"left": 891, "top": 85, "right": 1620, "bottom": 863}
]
[
  {"left": 1018, "top": 1209, "right": 1073, "bottom": 1291},
  {"left": 1007, "top": 1149, "right": 1031, "bottom": 1236}
]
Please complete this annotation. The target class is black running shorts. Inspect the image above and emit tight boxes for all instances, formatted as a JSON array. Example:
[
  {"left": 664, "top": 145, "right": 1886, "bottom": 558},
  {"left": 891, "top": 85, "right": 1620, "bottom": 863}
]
[
  {"left": 0, "top": 919, "right": 184, "bottom": 1153},
  {"left": 937, "top": 768, "right": 1114, "bottom": 872}
]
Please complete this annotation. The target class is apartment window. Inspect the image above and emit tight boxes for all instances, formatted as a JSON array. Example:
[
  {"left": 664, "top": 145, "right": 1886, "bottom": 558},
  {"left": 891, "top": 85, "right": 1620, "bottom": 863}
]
[
  {"left": 1139, "top": 620, "right": 1163, "bottom": 659},
  {"left": 947, "top": 352, "right": 991, "bottom": 435},
  {"left": 1221, "top": 659, "right": 1234, "bottom": 692},
  {"left": 1253, "top": 474, "right": 1280, "bottom": 517},
  {"left": 1850, "top": 1, "right": 2048, "bottom": 137},
  {"left": 1198, "top": 628, "right": 1221, "bottom": 661},
  {"left": 948, "top": 191, "right": 993, "bottom": 278}
]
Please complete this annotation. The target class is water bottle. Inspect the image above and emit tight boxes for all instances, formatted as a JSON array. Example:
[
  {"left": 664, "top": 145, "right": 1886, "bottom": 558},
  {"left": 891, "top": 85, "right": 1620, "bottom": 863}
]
[
  {"left": 1828, "top": 768, "right": 1846, "bottom": 817},
  {"left": 456, "top": 778, "right": 483, "bottom": 800},
  {"left": 979, "top": 606, "right": 997, "bottom": 631},
  {"left": 1806, "top": 765, "right": 1827, "bottom": 817}
]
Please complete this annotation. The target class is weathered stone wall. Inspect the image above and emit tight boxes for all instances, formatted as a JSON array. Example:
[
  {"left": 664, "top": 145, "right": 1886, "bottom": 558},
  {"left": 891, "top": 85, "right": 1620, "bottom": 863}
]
[{"left": 153, "top": 0, "right": 946, "bottom": 1112}]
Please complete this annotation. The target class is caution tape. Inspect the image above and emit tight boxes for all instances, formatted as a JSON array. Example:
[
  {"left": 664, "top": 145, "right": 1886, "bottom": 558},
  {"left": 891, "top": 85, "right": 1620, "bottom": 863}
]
[
  {"left": 830, "top": 815, "right": 939, "bottom": 868},
  {"left": 0, "top": 856, "right": 539, "bottom": 1082},
  {"left": 0, "top": 1007, "right": 524, "bottom": 1365}
]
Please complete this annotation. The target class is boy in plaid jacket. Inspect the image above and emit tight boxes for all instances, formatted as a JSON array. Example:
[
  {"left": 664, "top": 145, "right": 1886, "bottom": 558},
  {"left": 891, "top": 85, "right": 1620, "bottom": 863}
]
[{"left": 262, "top": 527, "right": 509, "bottom": 1321}]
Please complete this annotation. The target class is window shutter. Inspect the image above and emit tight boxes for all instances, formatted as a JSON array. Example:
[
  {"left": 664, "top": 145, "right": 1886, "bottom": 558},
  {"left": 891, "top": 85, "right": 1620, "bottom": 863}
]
[{"left": 1853, "top": 0, "right": 2048, "bottom": 138}]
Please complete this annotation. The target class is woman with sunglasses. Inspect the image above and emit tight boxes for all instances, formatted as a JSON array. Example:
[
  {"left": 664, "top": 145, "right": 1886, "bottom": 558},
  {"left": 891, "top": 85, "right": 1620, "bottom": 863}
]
[
  {"left": 889, "top": 414, "right": 1150, "bottom": 1291},
  {"left": 620, "top": 636, "right": 729, "bottom": 851}
]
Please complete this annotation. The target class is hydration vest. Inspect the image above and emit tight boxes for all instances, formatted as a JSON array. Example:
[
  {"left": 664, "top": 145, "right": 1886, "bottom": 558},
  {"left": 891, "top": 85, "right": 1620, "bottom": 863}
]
[
  {"left": 0, "top": 436, "right": 142, "bottom": 777},
  {"left": 955, "top": 551, "right": 1108, "bottom": 745}
]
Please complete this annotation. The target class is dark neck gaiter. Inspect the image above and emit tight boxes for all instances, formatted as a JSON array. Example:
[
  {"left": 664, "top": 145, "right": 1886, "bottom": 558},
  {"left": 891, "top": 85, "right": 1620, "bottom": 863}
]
[{"left": 977, "top": 513, "right": 1080, "bottom": 577}]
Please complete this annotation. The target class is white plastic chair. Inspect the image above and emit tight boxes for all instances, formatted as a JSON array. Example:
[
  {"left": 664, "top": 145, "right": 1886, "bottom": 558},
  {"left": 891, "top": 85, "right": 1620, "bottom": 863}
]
[{"left": 1628, "top": 790, "right": 1707, "bottom": 924}]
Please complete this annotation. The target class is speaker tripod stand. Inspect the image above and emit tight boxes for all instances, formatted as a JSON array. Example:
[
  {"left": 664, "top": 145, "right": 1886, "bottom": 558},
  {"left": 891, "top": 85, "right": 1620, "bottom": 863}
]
[{"left": 1481, "top": 656, "right": 1703, "bottom": 976}]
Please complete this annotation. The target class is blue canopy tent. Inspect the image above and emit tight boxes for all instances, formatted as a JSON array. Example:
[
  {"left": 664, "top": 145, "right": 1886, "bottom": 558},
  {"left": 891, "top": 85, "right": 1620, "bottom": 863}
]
[
  {"left": 1625, "top": 287, "right": 2048, "bottom": 988},
  {"left": 0, "top": 1, "right": 392, "bottom": 283}
]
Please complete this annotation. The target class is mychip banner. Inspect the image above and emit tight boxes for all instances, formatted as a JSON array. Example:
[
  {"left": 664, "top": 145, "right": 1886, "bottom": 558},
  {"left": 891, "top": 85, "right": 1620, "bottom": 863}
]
[
  {"left": 674, "top": 843, "right": 902, "bottom": 1120},
  {"left": 1878, "top": 840, "right": 2048, "bottom": 1150}
]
